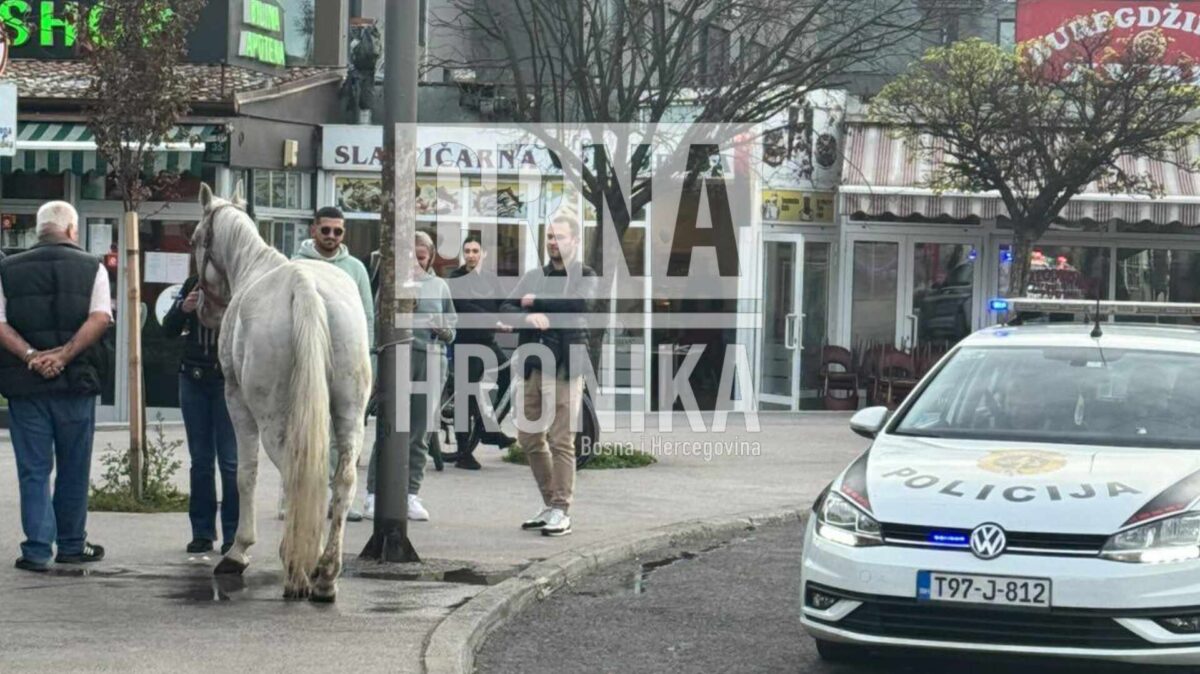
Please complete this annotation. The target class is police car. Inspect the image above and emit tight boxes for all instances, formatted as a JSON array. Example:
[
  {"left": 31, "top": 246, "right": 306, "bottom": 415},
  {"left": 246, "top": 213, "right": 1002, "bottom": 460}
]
[{"left": 802, "top": 299, "right": 1200, "bottom": 665}]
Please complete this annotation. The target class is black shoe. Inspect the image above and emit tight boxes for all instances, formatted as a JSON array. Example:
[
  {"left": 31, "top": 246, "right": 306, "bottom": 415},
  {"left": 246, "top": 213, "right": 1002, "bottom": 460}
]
[
  {"left": 441, "top": 451, "right": 463, "bottom": 463},
  {"left": 220, "top": 541, "right": 234, "bottom": 556},
  {"left": 483, "top": 433, "right": 517, "bottom": 448},
  {"left": 186, "top": 538, "right": 214, "bottom": 554},
  {"left": 14, "top": 557, "right": 50, "bottom": 573},
  {"left": 455, "top": 455, "right": 482, "bottom": 470},
  {"left": 55, "top": 542, "right": 104, "bottom": 564}
]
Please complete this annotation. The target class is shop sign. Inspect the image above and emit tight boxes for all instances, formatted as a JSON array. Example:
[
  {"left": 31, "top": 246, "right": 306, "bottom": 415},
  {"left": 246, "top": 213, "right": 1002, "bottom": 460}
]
[
  {"left": 1017, "top": 1, "right": 1200, "bottom": 68},
  {"left": 238, "top": 0, "right": 285, "bottom": 67},
  {"left": 761, "top": 190, "right": 835, "bottom": 223},
  {"left": 0, "top": 0, "right": 102, "bottom": 58},
  {"left": 0, "top": 81, "right": 15, "bottom": 158}
]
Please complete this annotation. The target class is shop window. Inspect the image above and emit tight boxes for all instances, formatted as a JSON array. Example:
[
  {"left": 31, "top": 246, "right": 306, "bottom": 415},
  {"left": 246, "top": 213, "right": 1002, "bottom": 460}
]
[
  {"left": 1116, "top": 248, "right": 1200, "bottom": 324},
  {"left": 334, "top": 176, "right": 382, "bottom": 214},
  {"left": 84, "top": 166, "right": 217, "bottom": 203},
  {"left": 343, "top": 218, "right": 381, "bottom": 263},
  {"left": 0, "top": 171, "right": 66, "bottom": 201},
  {"left": 469, "top": 179, "right": 526, "bottom": 219},
  {"left": 253, "top": 170, "right": 311, "bottom": 210},
  {"left": 258, "top": 219, "right": 310, "bottom": 258},
  {"left": 1, "top": 213, "right": 38, "bottom": 251},
  {"left": 997, "top": 244, "right": 1110, "bottom": 299}
]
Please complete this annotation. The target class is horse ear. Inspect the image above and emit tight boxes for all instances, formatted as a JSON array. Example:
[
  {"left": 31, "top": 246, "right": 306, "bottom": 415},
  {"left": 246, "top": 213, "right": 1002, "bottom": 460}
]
[
  {"left": 199, "top": 183, "right": 214, "bottom": 212},
  {"left": 232, "top": 180, "right": 246, "bottom": 208}
]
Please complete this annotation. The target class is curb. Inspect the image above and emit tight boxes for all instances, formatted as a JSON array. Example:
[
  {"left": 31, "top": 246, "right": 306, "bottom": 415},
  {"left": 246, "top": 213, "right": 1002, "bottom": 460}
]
[{"left": 422, "top": 505, "right": 809, "bottom": 674}]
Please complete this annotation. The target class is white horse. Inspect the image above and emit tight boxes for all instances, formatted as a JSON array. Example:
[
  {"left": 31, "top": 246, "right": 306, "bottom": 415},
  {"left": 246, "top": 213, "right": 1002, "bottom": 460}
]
[{"left": 191, "top": 182, "right": 372, "bottom": 602}]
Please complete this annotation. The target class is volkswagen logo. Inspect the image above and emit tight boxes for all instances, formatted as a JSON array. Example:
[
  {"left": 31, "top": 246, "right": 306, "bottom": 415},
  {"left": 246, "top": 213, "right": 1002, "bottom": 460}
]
[{"left": 970, "top": 523, "right": 1007, "bottom": 560}]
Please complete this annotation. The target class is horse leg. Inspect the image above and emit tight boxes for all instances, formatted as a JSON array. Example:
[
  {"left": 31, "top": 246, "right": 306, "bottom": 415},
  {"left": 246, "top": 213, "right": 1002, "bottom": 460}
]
[
  {"left": 215, "top": 390, "right": 260, "bottom": 576},
  {"left": 311, "top": 413, "right": 363, "bottom": 603}
]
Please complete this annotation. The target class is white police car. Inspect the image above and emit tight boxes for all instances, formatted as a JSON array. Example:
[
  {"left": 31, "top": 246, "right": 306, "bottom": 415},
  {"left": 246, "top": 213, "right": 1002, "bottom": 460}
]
[{"left": 802, "top": 300, "right": 1200, "bottom": 665}]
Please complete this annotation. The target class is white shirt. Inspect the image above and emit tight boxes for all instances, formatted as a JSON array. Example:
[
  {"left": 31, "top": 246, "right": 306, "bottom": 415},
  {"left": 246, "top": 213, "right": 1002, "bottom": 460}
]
[{"left": 0, "top": 265, "right": 113, "bottom": 323}]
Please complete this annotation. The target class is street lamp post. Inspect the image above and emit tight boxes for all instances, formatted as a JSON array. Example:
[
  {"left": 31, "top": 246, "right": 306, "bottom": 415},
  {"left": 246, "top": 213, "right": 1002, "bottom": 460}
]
[{"left": 360, "top": 0, "right": 420, "bottom": 563}]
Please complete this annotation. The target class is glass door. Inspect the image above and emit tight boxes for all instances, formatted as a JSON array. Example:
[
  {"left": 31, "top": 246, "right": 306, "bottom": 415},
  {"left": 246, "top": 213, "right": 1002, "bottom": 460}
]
[
  {"left": 758, "top": 233, "right": 805, "bottom": 410},
  {"left": 845, "top": 232, "right": 983, "bottom": 351},
  {"left": 909, "top": 240, "right": 980, "bottom": 350}
]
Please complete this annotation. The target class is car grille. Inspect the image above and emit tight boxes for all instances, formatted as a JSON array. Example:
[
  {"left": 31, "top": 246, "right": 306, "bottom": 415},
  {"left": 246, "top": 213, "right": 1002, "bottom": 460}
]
[
  {"left": 880, "top": 523, "right": 1108, "bottom": 556},
  {"left": 808, "top": 585, "right": 1150, "bottom": 649}
]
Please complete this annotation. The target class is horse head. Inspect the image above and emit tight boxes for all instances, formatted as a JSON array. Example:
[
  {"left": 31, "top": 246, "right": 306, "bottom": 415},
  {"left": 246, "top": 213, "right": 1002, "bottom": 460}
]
[{"left": 192, "top": 181, "right": 248, "bottom": 330}]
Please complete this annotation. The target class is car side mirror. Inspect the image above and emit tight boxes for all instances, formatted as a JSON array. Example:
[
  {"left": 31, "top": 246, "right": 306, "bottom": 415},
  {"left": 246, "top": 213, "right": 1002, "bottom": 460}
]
[{"left": 850, "top": 406, "right": 890, "bottom": 439}]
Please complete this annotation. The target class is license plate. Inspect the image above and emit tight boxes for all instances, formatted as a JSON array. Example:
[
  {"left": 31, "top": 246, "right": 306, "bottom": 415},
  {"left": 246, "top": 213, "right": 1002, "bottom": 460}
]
[{"left": 917, "top": 571, "right": 1051, "bottom": 608}]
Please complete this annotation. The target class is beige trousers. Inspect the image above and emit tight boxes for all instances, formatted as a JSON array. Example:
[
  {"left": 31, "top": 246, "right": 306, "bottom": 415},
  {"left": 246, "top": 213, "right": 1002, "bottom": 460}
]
[{"left": 516, "top": 369, "right": 584, "bottom": 512}]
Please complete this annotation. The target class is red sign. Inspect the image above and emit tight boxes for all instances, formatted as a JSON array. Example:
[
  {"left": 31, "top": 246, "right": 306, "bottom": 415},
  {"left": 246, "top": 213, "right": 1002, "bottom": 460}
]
[{"left": 1016, "top": 1, "right": 1200, "bottom": 66}]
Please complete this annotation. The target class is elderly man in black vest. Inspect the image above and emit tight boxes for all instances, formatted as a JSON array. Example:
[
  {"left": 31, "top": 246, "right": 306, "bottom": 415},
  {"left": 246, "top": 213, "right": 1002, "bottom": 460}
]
[{"left": 0, "top": 201, "right": 112, "bottom": 572}]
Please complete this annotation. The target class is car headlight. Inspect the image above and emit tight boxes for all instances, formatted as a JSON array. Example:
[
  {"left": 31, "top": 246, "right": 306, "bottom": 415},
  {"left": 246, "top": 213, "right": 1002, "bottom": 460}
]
[
  {"left": 816, "top": 491, "right": 882, "bottom": 547},
  {"left": 1101, "top": 512, "right": 1200, "bottom": 563}
]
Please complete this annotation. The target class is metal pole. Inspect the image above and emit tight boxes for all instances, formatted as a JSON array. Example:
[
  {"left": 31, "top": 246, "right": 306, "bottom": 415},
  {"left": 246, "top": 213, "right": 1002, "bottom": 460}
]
[{"left": 361, "top": 0, "right": 420, "bottom": 563}]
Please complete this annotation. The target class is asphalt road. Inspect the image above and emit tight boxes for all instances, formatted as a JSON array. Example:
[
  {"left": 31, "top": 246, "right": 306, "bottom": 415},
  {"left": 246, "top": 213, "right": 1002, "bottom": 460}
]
[{"left": 475, "top": 521, "right": 1192, "bottom": 674}]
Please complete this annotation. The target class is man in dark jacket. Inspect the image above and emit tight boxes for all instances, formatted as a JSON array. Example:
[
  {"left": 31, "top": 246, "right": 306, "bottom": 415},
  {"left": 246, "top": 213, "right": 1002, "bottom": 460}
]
[
  {"left": 444, "top": 235, "right": 517, "bottom": 470},
  {"left": 501, "top": 210, "right": 596, "bottom": 538},
  {"left": 0, "top": 201, "right": 112, "bottom": 572},
  {"left": 162, "top": 276, "right": 238, "bottom": 556}
]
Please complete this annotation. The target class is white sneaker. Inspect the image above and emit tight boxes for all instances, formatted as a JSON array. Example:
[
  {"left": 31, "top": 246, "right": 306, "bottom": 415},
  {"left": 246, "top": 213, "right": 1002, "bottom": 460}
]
[
  {"left": 407, "top": 494, "right": 430, "bottom": 521},
  {"left": 364, "top": 493, "right": 375, "bottom": 520},
  {"left": 521, "top": 507, "right": 554, "bottom": 530},
  {"left": 540, "top": 509, "right": 571, "bottom": 537}
]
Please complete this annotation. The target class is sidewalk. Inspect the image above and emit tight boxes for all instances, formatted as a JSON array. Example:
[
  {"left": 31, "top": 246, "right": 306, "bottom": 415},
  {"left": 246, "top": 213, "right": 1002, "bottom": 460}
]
[{"left": 0, "top": 412, "right": 866, "bottom": 673}]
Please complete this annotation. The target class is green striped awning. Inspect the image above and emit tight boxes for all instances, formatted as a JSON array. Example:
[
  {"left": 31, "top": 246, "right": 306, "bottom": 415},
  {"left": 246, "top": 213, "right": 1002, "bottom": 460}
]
[{"left": 0, "top": 122, "right": 223, "bottom": 176}]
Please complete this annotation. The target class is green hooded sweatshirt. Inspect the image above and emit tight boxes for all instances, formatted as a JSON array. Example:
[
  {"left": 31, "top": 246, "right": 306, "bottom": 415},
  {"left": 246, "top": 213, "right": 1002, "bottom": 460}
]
[{"left": 293, "top": 239, "right": 375, "bottom": 349}]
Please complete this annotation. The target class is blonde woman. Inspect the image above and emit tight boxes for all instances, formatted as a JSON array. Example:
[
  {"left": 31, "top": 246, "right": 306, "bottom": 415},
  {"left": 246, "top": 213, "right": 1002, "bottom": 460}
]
[{"left": 364, "top": 231, "right": 456, "bottom": 521}]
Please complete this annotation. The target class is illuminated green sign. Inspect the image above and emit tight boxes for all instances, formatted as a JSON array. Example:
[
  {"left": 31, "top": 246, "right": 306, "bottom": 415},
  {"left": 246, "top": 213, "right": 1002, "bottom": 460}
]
[
  {"left": 243, "top": 0, "right": 280, "bottom": 32},
  {"left": 239, "top": 30, "right": 284, "bottom": 66},
  {"left": 239, "top": 0, "right": 285, "bottom": 68},
  {"left": 0, "top": 0, "right": 102, "bottom": 51}
]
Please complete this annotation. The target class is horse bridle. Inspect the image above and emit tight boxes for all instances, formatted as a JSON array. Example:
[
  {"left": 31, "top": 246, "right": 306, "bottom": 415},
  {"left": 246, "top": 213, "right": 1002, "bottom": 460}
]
[{"left": 195, "top": 203, "right": 241, "bottom": 311}]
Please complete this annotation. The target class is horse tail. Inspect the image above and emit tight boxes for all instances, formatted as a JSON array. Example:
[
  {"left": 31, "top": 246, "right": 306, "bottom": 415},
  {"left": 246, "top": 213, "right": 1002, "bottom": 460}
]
[{"left": 280, "top": 267, "right": 331, "bottom": 592}]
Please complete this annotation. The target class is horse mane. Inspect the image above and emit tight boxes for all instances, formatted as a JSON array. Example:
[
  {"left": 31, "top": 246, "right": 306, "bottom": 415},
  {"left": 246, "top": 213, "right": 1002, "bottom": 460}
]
[{"left": 209, "top": 199, "right": 287, "bottom": 287}]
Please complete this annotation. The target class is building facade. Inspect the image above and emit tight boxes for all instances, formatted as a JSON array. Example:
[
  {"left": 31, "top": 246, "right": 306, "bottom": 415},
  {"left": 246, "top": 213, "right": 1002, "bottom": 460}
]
[{"left": 0, "top": 0, "right": 352, "bottom": 425}]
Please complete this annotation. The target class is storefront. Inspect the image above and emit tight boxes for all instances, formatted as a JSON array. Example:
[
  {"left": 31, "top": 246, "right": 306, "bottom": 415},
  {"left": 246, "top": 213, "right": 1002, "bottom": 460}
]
[
  {"left": 0, "top": 1, "right": 347, "bottom": 426},
  {"left": 320, "top": 118, "right": 848, "bottom": 413},
  {"left": 833, "top": 121, "right": 1200, "bottom": 390}
]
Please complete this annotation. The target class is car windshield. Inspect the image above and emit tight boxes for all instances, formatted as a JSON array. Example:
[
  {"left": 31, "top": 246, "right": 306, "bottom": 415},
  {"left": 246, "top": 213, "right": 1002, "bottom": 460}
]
[{"left": 893, "top": 345, "right": 1200, "bottom": 449}]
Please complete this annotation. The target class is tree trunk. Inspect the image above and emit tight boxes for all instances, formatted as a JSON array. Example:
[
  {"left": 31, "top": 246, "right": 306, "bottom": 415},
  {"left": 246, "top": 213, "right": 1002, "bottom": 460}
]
[
  {"left": 1007, "top": 225, "right": 1036, "bottom": 298},
  {"left": 124, "top": 210, "right": 145, "bottom": 500}
]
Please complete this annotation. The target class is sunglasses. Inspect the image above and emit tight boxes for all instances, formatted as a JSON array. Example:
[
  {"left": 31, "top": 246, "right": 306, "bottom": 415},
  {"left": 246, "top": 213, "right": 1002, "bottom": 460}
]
[{"left": 319, "top": 226, "right": 345, "bottom": 237}]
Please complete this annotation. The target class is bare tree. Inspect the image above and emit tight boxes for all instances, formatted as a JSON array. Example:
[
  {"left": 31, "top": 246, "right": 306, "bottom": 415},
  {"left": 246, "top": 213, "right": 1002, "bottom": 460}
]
[
  {"left": 872, "top": 29, "right": 1200, "bottom": 296},
  {"left": 432, "top": 0, "right": 954, "bottom": 261},
  {"left": 81, "top": 0, "right": 206, "bottom": 500}
]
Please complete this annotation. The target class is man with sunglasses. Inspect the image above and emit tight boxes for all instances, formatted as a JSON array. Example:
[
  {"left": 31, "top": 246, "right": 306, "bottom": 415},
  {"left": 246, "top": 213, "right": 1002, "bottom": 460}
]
[{"left": 293, "top": 206, "right": 374, "bottom": 522}]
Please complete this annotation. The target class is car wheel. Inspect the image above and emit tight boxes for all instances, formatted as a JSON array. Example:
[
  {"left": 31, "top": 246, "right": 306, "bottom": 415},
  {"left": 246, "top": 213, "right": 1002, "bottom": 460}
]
[{"left": 814, "top": 639, "right": 859, "bottom": 663}]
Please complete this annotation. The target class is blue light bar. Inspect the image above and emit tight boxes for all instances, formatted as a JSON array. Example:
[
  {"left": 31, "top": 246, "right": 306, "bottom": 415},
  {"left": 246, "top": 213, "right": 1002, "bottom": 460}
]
[
  {"left": 988, "top": 298, "right": 1010, "bottom": 312},
  {"left": 928, "top": 531, "right": 970, "bottom": 547}
]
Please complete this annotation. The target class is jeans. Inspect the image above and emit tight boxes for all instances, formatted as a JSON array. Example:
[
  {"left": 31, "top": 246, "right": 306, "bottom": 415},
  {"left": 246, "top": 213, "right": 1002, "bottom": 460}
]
[
  {"left": 179, "top": 373, "right": 239, "bottom": 544},
  {"left": 8, "top": 395, "right": 97, "bottom": 563},
  {"left": 367, "top": 346, "right": 447, "bottom": 495}
]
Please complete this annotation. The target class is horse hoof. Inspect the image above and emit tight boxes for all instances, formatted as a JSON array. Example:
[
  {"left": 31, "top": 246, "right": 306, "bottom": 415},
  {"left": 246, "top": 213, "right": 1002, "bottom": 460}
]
[
  {"left": 283, "top": 587, "right": 311, "bottom": 600},
  {"left": 310, "top": 590, "right": 337, "bottom": 604},
  {"left": 214, "top": 557, "right": 248, "bottom": 576}
]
